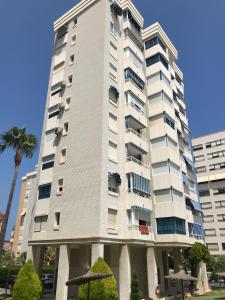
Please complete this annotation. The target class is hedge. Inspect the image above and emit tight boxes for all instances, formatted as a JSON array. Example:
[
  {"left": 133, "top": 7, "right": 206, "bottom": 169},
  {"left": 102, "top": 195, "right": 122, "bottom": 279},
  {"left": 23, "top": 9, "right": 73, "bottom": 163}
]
[{"left": 0, "top": 266, "right": 21, "bottom": 288}]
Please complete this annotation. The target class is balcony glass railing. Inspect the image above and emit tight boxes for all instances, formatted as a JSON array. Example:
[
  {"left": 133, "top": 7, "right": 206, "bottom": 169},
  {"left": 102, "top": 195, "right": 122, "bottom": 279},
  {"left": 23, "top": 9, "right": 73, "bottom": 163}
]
[{"left": 127, "top": 102, "right": 145, "bottom": 115}]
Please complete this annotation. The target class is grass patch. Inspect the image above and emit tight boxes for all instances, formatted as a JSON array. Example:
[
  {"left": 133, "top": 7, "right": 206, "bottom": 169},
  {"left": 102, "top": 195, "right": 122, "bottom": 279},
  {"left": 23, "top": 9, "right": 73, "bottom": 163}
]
[{"left": 189, "top": 289, "right": 225, "bottom": 300}]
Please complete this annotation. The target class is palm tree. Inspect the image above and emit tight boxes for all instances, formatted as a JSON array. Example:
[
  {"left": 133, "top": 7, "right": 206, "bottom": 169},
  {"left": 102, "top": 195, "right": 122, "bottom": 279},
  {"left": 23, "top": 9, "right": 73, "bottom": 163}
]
[{"left": 0, "top": 127, "right": 37, "bottom": 257}]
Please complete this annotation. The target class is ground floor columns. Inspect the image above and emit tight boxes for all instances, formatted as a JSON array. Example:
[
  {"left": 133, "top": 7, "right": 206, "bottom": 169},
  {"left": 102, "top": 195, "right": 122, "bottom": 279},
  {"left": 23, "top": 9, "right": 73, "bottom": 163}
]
[
  {"left": 119, "top": 245, "right": 131, "bottom": 300},
  {"left": 91, "top": 243, "right": 104, "bottom": 265},
  {"left": 55, "top": 245, "right": 70, "bottom": 300},
  {"left": 147, "top": 247, "right": 158, "bottom": 300},
  {"left": 27, "top": 245, "right": 44, "bottom": 275},
  {"left": 196, "top": 261, "right": 210, "bottom": 293}
]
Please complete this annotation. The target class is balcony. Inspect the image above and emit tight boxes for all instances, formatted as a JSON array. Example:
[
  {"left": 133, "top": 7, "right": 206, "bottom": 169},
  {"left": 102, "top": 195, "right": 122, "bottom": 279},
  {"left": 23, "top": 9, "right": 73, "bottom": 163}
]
[
  {"left": 51, "top": 69, "right": 65, "bottom": 87},
  {"left": 125, "top": 128, "right": 149, "bottom": 154},
  {"left": 153, "top": 173, "right": 183, "bottom": 192},
  {"left": 150, "top": 122, "right": 178, "bottom": 143},
  {"left": 126, "top": 156, "right": 150, "bottom": 179},
  {"left": 148, "top": 98, "right": 174, "bottom": 120},
  {"left": 127, "top": 225, "right": 153, "bottom": 241},
  {"left": 145, "top": 44, "right": 169, "bottom": 63},
  {"left": 125, "top": 103, "right": 147, "bottom": 128},
  {"left": 124, "top": 80, "right": 146, "bottom": 103},
  {"left": 126, "top": 190, "right": 152, "bottom": 210},
  {"left": 147, "top": 80, "right": 172, "bottom": 100},
  {"left": 151, "top": 147, "right": 180, "bottom": 166},
  {"left": 123, "top": 20, "right": 143, "bottom": 48},
  {"left": 146, "top": 61, "right": 170, "bottom": 81},
  {"left": 45, "top": 117, "right": 59, "bottom": 132},
  {"left": 123, "top": 37, "right": 143, "bottom": 62},
  {"left": 124, "top": 58, "right": 145, "bottom": 82},
  {"left": 55, "top": 33, "right": 68, "bottom": 49}
]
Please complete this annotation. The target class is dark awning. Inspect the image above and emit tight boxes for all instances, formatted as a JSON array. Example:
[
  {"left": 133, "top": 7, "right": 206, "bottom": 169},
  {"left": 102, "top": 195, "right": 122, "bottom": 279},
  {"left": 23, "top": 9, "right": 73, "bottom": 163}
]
[{"left": 185, "top": 197, "right": 202, "bottom": 213}]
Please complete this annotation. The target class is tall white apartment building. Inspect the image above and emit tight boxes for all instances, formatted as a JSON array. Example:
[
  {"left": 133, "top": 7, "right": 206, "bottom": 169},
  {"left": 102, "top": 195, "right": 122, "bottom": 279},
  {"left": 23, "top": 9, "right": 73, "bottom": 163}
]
[
  {"left": 193, "top": 131, "right": 225, "bottom": 254},
  {"left": 28, "top": 0, "right": 204, "bottom": 299}
]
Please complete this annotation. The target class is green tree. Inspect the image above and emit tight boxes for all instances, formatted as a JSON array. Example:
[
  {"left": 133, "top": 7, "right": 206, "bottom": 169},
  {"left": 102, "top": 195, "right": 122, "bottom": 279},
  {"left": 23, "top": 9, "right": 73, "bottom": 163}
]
[
  {"left": 131, "top": 273, "right": 139, "bottom": 300},
  {"left": 183, "top": 242, "right": 210, "bottom": 276},
  {"left": 43, "top": 247, "right": 56, "bottom": 266},
  {"left": 15, "top": 252, "right": 27, "bottom": 266},
  {"left": 12, "top": 259, "right": 42, "bottom": 300},
  {"left": 79, "top": 257, "right": 118, "bottom": 300},
  {"left": 0, "top": 127, "right": 37, "bottom": 256},
  {"left": 0, "top": 249, "right": 15, "bottom": 266}
]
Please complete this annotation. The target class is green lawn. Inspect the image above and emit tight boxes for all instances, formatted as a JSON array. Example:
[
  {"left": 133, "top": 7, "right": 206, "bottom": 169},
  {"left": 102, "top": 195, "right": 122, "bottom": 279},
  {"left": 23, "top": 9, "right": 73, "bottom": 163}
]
[{"left": 189, "top": 290, "right": 225, "bottom": 300}]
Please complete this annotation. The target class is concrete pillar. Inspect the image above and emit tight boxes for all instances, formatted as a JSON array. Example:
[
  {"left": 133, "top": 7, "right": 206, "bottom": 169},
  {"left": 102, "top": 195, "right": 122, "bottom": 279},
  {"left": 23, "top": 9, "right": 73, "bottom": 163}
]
[
  {"left": 147, "top": 247, "right": 158, "bottom": 300},
  {"left": 91, "top": 243, "right": 104, "bottom": 265},
  {"left": 55, "top": 245, "right": 70, "bottom": 300},
  {"left": 196, "top": 262, "right": 210, "bottom": 294},
  {"left": 173, "top": 248, "right": 181, "bottom": 272},
  {"left": 119, "top": 245, "right": 131, "bottom": 300},
  {"left": 27, "top": 245, "right": 44, "bottom": 275}
]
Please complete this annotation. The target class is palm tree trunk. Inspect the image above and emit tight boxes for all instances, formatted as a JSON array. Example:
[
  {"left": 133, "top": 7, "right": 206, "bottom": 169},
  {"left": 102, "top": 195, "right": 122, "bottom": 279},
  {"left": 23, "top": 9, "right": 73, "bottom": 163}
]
[{"left": 0, "top": 164, "right": 20, "bottom": 258}]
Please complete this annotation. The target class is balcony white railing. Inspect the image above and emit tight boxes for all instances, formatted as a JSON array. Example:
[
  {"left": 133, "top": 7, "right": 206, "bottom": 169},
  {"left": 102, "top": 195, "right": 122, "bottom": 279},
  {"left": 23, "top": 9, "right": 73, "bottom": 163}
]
[
  {"left": 126, "top": 128, "right": 147, "bottom": 141},
  {"left": 127, "top": 102, "right": 145, "bottom": 115},
  {"left": 126, "top": 156, "right": 149, "bottom": 169}
]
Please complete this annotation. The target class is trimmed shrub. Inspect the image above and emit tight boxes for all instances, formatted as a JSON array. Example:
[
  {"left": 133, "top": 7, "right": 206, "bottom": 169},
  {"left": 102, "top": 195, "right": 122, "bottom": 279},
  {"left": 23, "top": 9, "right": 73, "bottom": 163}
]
[
  {"left": 79, "top": 257, "right": 118, "bottom": 300},
  {"left": 12, "top": 260, "right": 42, "bottom": 300},
  {"left": 131, "top": 273, "right": 139, "bottom": 300}
]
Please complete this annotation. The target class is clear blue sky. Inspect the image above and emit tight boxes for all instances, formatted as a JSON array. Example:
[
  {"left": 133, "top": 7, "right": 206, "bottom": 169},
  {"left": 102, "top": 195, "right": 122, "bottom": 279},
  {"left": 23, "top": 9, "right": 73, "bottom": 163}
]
[{"left": 0, "top": 0, "right": 225, "bottom": 239}]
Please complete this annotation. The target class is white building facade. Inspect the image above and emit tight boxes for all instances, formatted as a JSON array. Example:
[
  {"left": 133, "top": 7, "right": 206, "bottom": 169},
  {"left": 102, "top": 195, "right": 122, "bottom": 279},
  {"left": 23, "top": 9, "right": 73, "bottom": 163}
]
[
  {"left": 28, "top": 0, "right": 204, "bottom": 299},
  {"left": 193, "top": 131, "right": 225, "bottom": 255}
]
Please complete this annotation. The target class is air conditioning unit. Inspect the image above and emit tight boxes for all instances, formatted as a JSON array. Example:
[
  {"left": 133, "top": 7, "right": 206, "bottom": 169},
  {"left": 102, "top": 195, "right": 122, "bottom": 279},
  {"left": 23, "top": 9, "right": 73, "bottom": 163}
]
[
  {"left": 55, "top": 127, "right": 63, "bottom": 136},
  {"left": 58, "top": 102, "right": 65, "bottom": 110}
]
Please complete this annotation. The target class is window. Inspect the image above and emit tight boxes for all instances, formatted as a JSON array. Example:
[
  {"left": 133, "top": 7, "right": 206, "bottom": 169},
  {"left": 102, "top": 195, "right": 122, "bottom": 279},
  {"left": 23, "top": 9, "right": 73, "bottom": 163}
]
[
  {"left": 42, "top": 160, "right": 54, "bottom": 170},
  {"left": 109, "top": 113, "right": 118, "bottom": 133},
  {"left": 164, "top": 114, "right": 175, "bottom": 129},
  {"left": 110, "top": 41, "right": 117, "bottom": 59},
  {"left": 215, "top": 200, "right": 225, "bottom": 208},
  {"left": 220, "top": 228, "right": 225, "bottom": 237},
  {"left": 108, "top": 140, "right": 118, "bottom": 162},
  {"left": 60, "top": 148, "right": 67, "bottom": 164},
  {"left": 217, "top": 214, "right": 225, "bottom": 222},
  {"left": 73, "top": 19, "right": 77, "bottom": 27},
  {"left": 201, "top": 202, "right": 212, "bottom": 209},
  {"left": 203, "top": 215, "right": 214, "bottom": 223},
  {"left": 204, "top": 229, "right": 216, "bottom": 237},
  {"left": 206, "top": 139, "right": 225, "bottom": 149},
  {"left": 108, "top": 209, "right": 117, "bottom": 230},
  {"left": 45, "top": 130, "right": 56, "bottom": 143},
  {"left": 199, "top": 190, "right": 210, "bottom": 197},
  {"left": 70, "top": 54, "right": 74, "bottom": 64},
  {"left": 55, "top": 212, "right": 61, "bottom": 226},
  {"left": 195, "top": 155, "right": 204, "bottom": 162},
  {"left": 157, "top": 217, "right": 186, "bottom": 235},
  {"left": 57, "top": 179, "right": 64, "bottom": 194},
  {"left": 207, "top": 243, "right": 219, "bottom": 251},
  {"left": 108, "top": 172, "right": 121, "bottom": 194},
  {"left": 222, "top": 243, "right": 225, "bottom": 251},
  {"left": 126, "top": 92, "right": 144, "bottom": 112},
  {"left": 63, "top": 122, "right": 69, "bottom": 134},
  {"left": 213, "top": 188, "right": 225, "bottom": 195},
  {"left": 123, "top": 10, "right": 141, "bottom": 32},
  {"left": 65, "top": 97, "right": 71, "bottom": 110},
  {"left": 124, "top": 67, "right": 145, "bottom": 90},
  {"left": 38, "top": 184, "right": 51, "bottom": 200},
  {"left": 146, "top": 53, "right": 168, "bottom": 70},
  {"left": 109, "top": 86, "right": 119, "bottom": 106},
  {"left": 110, "top": 21, "right": 118, "bottom": 37},
  {"left": 57, "top": 26, "right": 67, "bottom": 39},
  {"left": 34, "top": 215, "right": 48, "bottom": 232},
  {"left": 209, "top": 162, "right": 225, "bottom": 171},
  {"left": 71, "top": 35, "right": 76, "bottom": 45},
  {"left": 68, "top": 75, "right": 73, "bottom": 85},
  {"left": 145, "top": 36, "right": 166, "bottom": 52},
  {"left": 196, "top": 166, "right": 206, "bottom": 174},
  {"left": 124, "top": 48, "right": 143, "bottom": 69},
  {"left": 109, "top": 63, "right": 117, "bottom": 81},
  {"left": 127, "top": 173, "right": 150, "bottom": 198},
  {"left": 48, "top": 106, "right": 60, "bottom": 119}
]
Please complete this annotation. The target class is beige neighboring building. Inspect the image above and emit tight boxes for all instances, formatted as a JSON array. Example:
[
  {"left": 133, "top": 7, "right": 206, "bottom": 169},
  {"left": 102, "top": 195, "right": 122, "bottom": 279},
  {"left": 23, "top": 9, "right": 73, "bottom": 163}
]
[
  {"left": 12, "top": 170, "right": 37, "bottom": 257},
  {"left": 27, "top": 1, "right": 205, "bottom": 299},
  {"left": 0, "top": 212, "right": 5, "bottom": 233},
  {"left": 193, "top": 131, "right": 225, "bottom": 254}
]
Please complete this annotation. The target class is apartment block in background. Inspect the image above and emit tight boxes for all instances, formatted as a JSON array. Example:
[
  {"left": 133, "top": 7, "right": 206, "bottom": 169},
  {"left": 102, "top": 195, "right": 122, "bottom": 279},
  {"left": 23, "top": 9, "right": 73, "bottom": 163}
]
[
  {"left": 193, "top": 131, "right": 225, "bottom": 254},
  {"left": 0, "top": 212, "right": 5, "bottom": 233},
  {"left": 12, "top": 170, "right": 37, "bottom": 257},
  {"left": 27, "top": 1, "right": 205, "bottom": 299}
]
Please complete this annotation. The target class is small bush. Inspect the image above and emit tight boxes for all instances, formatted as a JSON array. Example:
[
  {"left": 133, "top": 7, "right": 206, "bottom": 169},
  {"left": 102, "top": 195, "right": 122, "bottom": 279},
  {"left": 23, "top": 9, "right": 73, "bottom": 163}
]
[
  {"left": 0, "top": 266, "right": 21, "bottom": 288},
  {"left": 79, "top": 257, "right": 118, "bottom": 300},
  {"left": 12, "top": 260, "right": 42, "bottom": 300}
]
